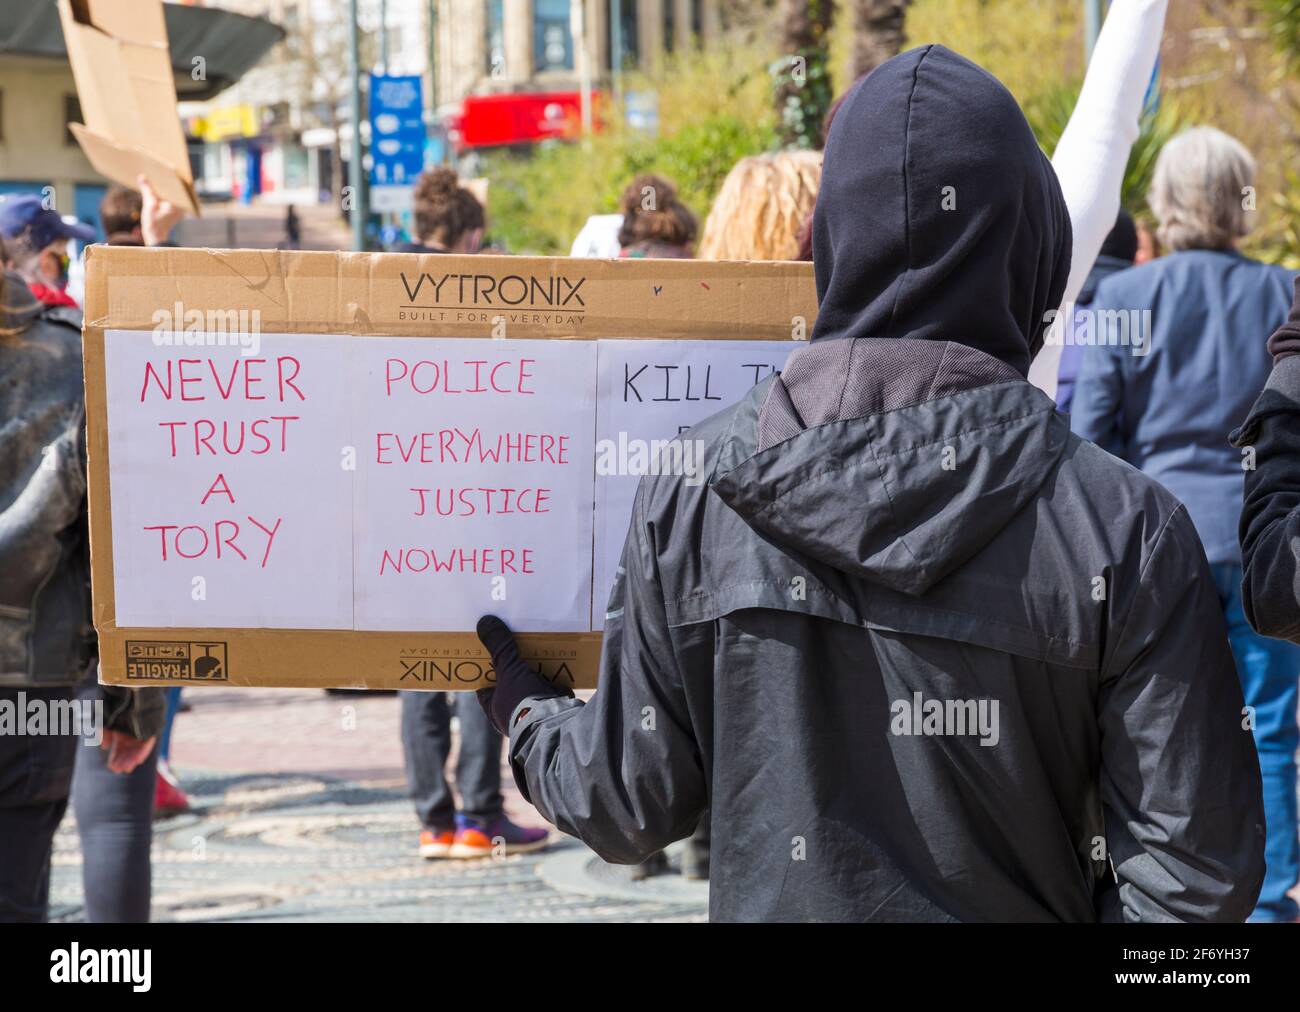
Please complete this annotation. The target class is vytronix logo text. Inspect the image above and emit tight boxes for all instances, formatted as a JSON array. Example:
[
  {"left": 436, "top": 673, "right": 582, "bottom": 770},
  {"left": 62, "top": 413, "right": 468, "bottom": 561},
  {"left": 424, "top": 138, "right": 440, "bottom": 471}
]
[
  {"left": 396, "top": 648, "right": 576, "bottom": 689},
  {"left": 397, "top": 271, "right": 588, "bottom": 325}
]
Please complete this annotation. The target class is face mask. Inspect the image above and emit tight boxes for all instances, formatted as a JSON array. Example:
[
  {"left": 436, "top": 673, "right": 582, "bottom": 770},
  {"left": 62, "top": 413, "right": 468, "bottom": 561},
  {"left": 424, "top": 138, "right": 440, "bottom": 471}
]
[{"left": 45, "top": 252, "right": 71, "bottom": 291}]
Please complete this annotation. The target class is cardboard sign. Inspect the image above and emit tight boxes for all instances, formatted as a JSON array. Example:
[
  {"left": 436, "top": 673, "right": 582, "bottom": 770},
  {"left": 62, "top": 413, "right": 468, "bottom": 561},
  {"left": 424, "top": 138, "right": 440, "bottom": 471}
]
[
  {"left": 84, "top": 248, "right": 816, "bottom": 690},
  {"left": 592, "top": 340, "right": 795, "bottom": 628},
  {"left": 59, "top": 0, "right": 201, "bottom": 215}
]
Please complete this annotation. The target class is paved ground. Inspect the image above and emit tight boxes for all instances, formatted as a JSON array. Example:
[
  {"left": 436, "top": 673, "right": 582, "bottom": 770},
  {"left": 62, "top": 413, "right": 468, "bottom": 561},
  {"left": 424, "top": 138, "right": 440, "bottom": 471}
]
[
  {"left": 172, "top": 200, "right": 352, "bottom": 252},
  {"left": 49, "top": 687, "right": 708, "bottom": 922}
]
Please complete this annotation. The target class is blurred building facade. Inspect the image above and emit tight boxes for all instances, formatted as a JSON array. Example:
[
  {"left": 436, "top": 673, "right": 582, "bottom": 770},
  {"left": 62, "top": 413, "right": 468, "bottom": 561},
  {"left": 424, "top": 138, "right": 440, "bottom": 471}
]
[
  {"left": 443, "top": 0, "right": 726, "bottom": 104},
  {"left": 186, "top": 0, "right": 734, "bottom": 205},
  {"left": 0, "top": 0, "right": 281, "bottom": 231}
]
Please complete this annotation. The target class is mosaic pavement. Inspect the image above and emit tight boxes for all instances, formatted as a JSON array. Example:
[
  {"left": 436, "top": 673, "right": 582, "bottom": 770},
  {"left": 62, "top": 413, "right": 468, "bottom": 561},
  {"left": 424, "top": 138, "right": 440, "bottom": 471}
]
[{"left": 47, "top": 688, "right": 708, "bottom": 923}]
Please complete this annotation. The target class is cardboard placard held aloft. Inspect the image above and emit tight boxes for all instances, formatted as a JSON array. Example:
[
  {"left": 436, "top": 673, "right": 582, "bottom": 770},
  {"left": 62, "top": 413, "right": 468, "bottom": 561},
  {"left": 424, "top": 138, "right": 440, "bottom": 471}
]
[{"left": 59, "top": 0, "right": 201, "bottom": 216}]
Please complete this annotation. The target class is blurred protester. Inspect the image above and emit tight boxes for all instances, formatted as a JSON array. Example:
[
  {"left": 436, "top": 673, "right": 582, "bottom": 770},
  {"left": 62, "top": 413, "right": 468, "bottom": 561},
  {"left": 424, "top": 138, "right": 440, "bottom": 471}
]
[
  {"left": 153, "top": 688, "right": 190, "bottom": 817},
  {"left": 401, "top": 687, "right": 547, "bottom": 859},
  {"left": 475, "top": 40, "right": 1262, "bottom": 923},
  {"left": 795, "top": 80, "right": 864, "bottom": 262},
  {"left": 617, "top": 174, "right": 696, "bottom": 259},
  {"left": 135, "top": 176, "right": 185, "bottom": 248},
  {"left": 794, "top": 217, "right": 815, "bottom": 263},
  {"left": 570, "top": 214, "right": 623, "bottom": 259},
  {"left": 285, "top": 204, "right": 301, "bottom": 250},
  {"left": 1233, "top": 281, "right": 1300, "bottom": 926},
  {"left": 0, "top": 175, "right": 184, "bottom": 922},
  {"left": 1071, "top": 126, "right": 1296, "bottom": 922},
  {"left": 100, "top": 186, "right": 144, "bottom": 246},
  {"left": 98, "top": 178, "right": 182, "bottom": 250},
  {"left": 0, "top": 235, "right": 163, "bottom": 922},
  {"left": 0, "top": 193, "right": 96, "bottom": 309},
  {"left": 394, "top": 167, "right": 547, "bottom": 860},
  {"left": 698, "top": 151, "right": 821, "bottom": 261},
  {"left": 100, "top": 181, "right": 191, "bottom": 825},
  {"left": 395, "top": 167, "right": 485, "bottom": 256},
  {"left": 1053, "top": 210, "right": 1138, "bottom": 414},
  {"left": 610, "top": 171, "right": 705, "bottom": 880},
  {"left": 1134, "top": 216, "right": 1159, "bottom": 265}
]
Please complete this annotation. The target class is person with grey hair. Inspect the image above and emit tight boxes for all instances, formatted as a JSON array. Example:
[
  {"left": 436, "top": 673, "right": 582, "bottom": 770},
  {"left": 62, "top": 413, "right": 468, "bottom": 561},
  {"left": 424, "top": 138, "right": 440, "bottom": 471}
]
[{"left": 1071, "top": 126, "right": 1300, "bottom": 922}]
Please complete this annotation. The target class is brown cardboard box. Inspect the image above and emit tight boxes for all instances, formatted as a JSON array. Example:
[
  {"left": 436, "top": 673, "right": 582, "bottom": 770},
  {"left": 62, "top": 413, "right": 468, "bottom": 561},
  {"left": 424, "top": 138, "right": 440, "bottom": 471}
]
[
  {"left": 59, "top": 0, "right": 201, "bottom": 215},
  {"left": 84, "top": 246, "right": 817, "bottom": 691}
]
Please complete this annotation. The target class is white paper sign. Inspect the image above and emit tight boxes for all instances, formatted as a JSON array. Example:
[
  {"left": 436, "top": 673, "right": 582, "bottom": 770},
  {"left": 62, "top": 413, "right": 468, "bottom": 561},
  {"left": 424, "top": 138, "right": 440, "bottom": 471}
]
[
  {"left": 353, "top": 338, "right": 597, "bottom": 632},
  {"left": 104, "top": 330, "right": 354, "bottom": 629},
  {"left": 104, "top": 331, "right": 791, "bottom": 634},
  {"left": 591, "top": 340, "right": 796, "bottom": 628}
]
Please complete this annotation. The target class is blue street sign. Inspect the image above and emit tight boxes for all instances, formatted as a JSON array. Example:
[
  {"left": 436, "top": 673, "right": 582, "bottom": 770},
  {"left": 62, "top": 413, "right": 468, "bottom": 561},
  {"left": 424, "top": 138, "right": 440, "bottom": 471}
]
[{"left": 369, "top": 73, "right": 424, "bottom": 210}]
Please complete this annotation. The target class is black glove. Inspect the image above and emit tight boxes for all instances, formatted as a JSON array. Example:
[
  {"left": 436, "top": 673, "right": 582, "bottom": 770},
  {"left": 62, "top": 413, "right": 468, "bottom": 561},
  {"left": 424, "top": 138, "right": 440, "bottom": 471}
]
[{"left": 475, "top": 615, "right": 571, "bottom": 736}]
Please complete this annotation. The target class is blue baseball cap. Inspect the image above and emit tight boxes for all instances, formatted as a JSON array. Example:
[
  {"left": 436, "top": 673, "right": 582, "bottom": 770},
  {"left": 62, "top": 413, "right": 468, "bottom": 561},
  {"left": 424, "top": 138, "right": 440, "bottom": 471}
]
[{"left": 0, "top": 193, "right": 97, "bottom": 249}]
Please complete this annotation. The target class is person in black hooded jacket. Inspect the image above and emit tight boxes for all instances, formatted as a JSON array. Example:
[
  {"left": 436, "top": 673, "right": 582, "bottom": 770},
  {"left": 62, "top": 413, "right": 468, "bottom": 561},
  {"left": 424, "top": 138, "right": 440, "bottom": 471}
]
[{"left": 475, "top": 44, "right": 1265, "bottom": 922}]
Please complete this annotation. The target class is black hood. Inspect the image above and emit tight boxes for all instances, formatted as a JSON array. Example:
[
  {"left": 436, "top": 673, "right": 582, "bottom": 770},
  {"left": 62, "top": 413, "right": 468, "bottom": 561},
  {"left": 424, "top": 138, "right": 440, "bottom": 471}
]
[
  {"left": 811, "top": 45, "right": 1072, "bottom": 377},
  {"left": 712, "top": 339, "right": 1067, "bottom": 596}
]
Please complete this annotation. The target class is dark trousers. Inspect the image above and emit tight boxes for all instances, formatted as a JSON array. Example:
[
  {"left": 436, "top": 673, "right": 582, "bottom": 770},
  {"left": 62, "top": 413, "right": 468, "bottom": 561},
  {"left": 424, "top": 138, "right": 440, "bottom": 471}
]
[
  {"left": 0, "top": 687, "right": 78, "bottom": 922},
  {"left": 400, "top": 691, "right": 502, "bottom": 829},
  {"left": 72, "top": 680, "right": 157, "bottom": 923}
]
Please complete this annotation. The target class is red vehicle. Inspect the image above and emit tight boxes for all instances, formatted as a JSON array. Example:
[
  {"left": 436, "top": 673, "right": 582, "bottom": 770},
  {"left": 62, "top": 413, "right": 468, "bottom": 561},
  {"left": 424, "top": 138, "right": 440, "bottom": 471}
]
[{"left": 452, "top": 90, "right": 601, "bottom": 151}]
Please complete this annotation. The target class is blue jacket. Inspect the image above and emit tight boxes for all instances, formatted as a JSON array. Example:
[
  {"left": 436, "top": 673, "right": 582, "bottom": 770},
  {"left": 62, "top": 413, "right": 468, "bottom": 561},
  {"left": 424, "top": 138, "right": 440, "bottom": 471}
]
[
  {"left": 1070, "top": 250, "right": 1296, "bottom": 564},
  {"left": 1054, "top": 254, "right": 1133, "bottom": 414}
]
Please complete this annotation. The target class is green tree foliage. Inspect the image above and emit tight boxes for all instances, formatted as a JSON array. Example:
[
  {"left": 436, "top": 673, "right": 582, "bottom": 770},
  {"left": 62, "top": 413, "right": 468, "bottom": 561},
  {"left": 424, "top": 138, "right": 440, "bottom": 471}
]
[
  {"left": 1023, "top": 79, "right": 1183, "bottom": 216},
  {"left": 483, "top": 47, "right": 777, "bottom": 255},
  {"left": 772, "top": 0, "right": 836, "bottom": 149},
  {"left": 1258, "top": 0, "right": 1300, "bottom": 67}
]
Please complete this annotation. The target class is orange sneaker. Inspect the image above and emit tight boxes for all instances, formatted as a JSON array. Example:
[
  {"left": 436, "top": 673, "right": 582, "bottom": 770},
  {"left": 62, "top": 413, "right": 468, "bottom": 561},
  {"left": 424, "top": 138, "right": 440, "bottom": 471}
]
[
  {"left": 418, "top": 828, "right": 455, "bottom": 859},
  {"left": 449, "top": 814, "right": 550, "bottom": 858}
]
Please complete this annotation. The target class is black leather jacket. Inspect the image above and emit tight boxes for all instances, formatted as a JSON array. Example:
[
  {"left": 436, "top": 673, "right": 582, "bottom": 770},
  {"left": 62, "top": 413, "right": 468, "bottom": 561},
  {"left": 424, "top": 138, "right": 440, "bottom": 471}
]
[{"left": 0, "top": 271, "right": 163, "bottom": 738}]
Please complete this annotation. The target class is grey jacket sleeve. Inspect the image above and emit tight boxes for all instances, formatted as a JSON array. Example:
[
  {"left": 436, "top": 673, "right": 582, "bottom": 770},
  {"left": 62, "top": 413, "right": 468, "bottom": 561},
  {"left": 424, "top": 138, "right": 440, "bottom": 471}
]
[
  {"left": 1098, "top": 505, "right": 1265, "bottom": 922},
  {"left": 506, "top": 489, "right": 708, "bottom": 865},
  {"left": 1232, "top": 355, "right": 1300, "bottom": 641}
]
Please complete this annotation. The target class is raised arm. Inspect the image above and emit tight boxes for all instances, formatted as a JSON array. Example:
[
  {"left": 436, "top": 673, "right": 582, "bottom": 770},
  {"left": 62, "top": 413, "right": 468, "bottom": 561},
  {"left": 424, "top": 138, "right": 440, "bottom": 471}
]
[{"left": 1029, "top": 0, "right": 1168, "bottom": 397}]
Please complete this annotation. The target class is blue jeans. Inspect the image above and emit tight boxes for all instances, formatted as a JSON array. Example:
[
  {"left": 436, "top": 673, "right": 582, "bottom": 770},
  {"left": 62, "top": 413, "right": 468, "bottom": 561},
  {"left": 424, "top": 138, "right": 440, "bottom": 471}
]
[
  {"left": 72, "top": 679, "right": 157, "bottom": 922},
  {"left": 1213, "top": 564, "right": 1300, "bottom": 922},
  {"left": 159, "top": 687, "right": 183, "bottom": 762}
]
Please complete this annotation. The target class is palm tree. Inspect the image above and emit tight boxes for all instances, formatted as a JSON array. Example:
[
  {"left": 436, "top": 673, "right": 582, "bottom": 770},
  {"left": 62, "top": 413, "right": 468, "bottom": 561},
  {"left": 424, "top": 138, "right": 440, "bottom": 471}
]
[
  {"left": 773, "top": 0, "right": 836, "bottom": 148},
  {"left": 1257, "top": 0, "right": 1300, "bottom": 66},
  {"left": 848, "top": 0, "right": 912, "bottom": 79}
]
